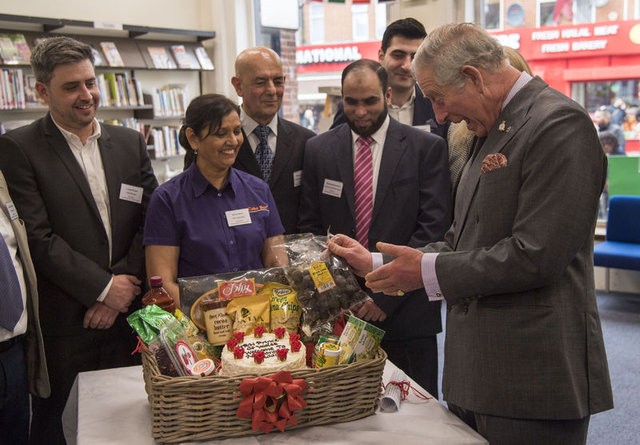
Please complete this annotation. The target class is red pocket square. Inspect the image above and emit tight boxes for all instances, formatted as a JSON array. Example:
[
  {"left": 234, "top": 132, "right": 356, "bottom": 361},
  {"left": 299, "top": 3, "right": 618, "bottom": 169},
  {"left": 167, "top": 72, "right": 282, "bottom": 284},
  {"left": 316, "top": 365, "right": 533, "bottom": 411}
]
[{"left": 480, "top": 153, "right": 508, "bottom": 174}]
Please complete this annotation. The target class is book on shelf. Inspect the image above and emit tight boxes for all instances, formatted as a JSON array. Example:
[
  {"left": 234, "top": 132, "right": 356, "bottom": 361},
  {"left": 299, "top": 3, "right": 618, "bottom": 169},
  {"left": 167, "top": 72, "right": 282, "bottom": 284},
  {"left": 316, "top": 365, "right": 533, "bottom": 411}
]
[
  {"left": 23, "top": 73, "right": 41, "bottom": 108},
  {"left": 194, "top": 47, "right": 214, "bottom": 70},
  {"left": 147, "top": 46, "right": 177, "bottom": 69},
  {"left": 151, "top": 84, "right": 187, "bottom": 117},
  {"left": 90, "top": 45, "right": 106, "bottom": 67},
  {"left": 0, "top": 68, "right": 25, "bottom": 110},
  {"left": 0, "top": 33, "right": 31, "bottom": 65},
  {"left": 99, "top": 41, "right": 125, "bottom": 67},
  {"left": 170, "top": 45, "right": 200, "bottom": 69}
]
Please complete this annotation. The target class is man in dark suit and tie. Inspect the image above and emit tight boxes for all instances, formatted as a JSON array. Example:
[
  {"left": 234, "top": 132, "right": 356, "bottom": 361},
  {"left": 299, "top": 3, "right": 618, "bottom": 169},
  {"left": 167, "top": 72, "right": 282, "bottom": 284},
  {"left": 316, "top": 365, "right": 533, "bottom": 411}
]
[
  {"left": 299, "top": 59, "right": 451, "bottom": 397},
  {"left": 0, "top": 37, "right": 157, "bottom": 444},
  {"left": 331, "top": 18, "right": 448, "bottom": 140},
  {"left": 329, "top": 24, "right": 613, "bottom": 444},
  {"left": 184, "top": 47, "right": 315, "bottom": 234},
  {"left": 1, "top": 170, "right": 49, "bottom": 444}
]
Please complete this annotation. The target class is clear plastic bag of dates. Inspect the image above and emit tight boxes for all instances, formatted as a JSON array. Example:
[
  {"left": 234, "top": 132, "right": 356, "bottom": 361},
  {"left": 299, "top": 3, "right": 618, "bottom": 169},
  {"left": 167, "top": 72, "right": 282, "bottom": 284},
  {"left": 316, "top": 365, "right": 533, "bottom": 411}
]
[{"left": 272, "top": 233, "right": 369, "bottom": 342}]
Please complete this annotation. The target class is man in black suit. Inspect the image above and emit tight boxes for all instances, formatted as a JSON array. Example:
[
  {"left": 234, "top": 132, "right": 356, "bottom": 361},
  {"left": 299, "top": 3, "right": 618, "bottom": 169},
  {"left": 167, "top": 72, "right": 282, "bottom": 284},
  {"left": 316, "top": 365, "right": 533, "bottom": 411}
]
[
  {"left": 331, "top": 18, "right": 448, "bottom": 140},
  {"left": 0, "top": 36, "right": 157, "bottom": 445},
  {"left": 299, "top": 59, "right": 451, "bottom": 396},
  {"left": 184, "top": 47, "right": 315, "bottom": 234}
]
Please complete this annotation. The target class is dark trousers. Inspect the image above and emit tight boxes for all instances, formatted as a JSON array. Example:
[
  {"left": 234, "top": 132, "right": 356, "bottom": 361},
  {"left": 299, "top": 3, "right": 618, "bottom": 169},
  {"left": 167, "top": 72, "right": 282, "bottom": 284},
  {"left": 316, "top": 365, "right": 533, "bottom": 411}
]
[
  {"left": 448, "top": 403, "right": 590, "bottom": 445},
  {"left": 0, "top": 336, "right": 29, "bottom": 445},
  {"left": 29, "top": 329, "right": 138, "bottom": 445},
  {"left": 381, "top": 335, "right": 438, "bottom": 399}
]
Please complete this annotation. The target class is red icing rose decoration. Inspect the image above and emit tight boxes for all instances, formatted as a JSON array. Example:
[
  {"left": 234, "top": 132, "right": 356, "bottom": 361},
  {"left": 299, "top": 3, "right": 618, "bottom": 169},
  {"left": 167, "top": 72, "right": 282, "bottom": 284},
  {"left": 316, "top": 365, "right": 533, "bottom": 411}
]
[
  {"left": 226, "top": 338, "right": 238, "bottom": 351},
  {"left": 274, "top": 327, "right": 286, "bottom": 339},
  {"left": 233, "top": 346, "right": 245, "bottom": 359},
  {"left": 289, "top": 333, "right": 300, "bottom": 343},
  {"left": 253, "top": 351, "right": 265, "bottom": 364},
  {"left": 290, "top": 340, "right": 302, "bottom": 353},
  {"left": 276, "top": 348, "right": 289, "bottom": 361},
  {"left": 233, "top": 331, "right": 246, "bottom": 342},
  {"left": 254, "top": 326, "right": 265, "bottom": 338}
]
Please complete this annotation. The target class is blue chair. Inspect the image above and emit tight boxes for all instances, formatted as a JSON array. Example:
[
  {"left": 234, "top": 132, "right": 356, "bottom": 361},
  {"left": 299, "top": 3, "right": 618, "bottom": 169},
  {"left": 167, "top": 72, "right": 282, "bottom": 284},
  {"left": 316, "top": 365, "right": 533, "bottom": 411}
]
[{"left": 594, "top": 195, "right": 640, "bottom": 271}]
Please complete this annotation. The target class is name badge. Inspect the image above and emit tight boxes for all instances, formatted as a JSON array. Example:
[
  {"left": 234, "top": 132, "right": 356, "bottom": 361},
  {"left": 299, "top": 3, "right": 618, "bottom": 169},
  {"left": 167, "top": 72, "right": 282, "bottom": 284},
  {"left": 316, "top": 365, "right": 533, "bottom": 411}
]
[
  {"left": 225, "top": 208, "right": 252, "bottom": 227},
  {"left": 5, "top": 201, "right": 19, "bottom": 220},
  {"left": 119, "top": 184, "right": 143, "bottom": 204},
  {"left": 413, "top": 124, "right": 431, "bottom": 133},
  {"left": 322, "top": 179, "right": 343, "bottom": 198},
  {"left": 293, "top": 170, "right": 302, "bottom": 188}
]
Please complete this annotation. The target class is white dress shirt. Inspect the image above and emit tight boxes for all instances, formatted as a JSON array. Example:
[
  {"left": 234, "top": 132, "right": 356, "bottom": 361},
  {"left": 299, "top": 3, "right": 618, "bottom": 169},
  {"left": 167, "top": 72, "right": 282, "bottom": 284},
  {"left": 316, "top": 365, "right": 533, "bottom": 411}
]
[
  {"left": 351, "top": 115, "right": 390, "bottom": 203},
  {"left": 53, "top": 117, "right": 113, "bottom": 301},
  {"left": 241, "top": 109, "right": 279, "bottom": 156},
  {"left": 387, "top": 90, "right": 416, "bottom": 126}
]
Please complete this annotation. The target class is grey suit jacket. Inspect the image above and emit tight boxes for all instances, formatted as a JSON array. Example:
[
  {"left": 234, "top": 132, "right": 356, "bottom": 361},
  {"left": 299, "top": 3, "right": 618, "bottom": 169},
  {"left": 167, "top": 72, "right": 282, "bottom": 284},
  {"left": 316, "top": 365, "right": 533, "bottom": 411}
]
[
  {"left": 0, "top": 171, "right": 50, "bottom": 398},
  {"left": 0, "top": 115, "right": 158, "bottom": 337},
  {"left": 425, "top": 77, "right": 613, "bottom": 419},
  {"left": 298, "top": 119, "right": 451, "bottom": 339}
]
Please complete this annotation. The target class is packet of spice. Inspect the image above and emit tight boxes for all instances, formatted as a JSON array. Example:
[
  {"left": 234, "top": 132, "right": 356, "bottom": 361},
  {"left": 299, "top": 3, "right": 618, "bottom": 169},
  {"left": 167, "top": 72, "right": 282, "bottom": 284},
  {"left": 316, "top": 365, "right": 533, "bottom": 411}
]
[{"left": 127, "top": 304, "right": 175, "bottom": 344}]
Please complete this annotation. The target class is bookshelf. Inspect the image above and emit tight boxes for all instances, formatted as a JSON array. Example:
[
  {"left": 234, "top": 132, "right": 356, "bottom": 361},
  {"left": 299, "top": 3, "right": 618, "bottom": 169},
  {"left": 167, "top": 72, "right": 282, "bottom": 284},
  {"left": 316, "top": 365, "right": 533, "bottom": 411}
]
[{"left": 0, "top": 13, "right": 215, "bottom": 179}]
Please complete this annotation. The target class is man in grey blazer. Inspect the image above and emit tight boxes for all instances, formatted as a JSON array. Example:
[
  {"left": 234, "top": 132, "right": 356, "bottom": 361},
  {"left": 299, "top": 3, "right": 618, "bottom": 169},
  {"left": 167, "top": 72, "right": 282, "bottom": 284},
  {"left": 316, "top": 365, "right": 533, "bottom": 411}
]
[
  {"left": 0, "top": 37, "right": 157, "bottom": 444},
  {"left": 1, "top": 170, "right": 50, "bottom": 444},
  {"left": 299, "top": 59, "right": 451, "bottom": 397},
  {"left": 184, "top": 47, "right": 315, "bottom": 234},
  {"left": 329, "top": 24, "right": 613, "bottom": 444}
]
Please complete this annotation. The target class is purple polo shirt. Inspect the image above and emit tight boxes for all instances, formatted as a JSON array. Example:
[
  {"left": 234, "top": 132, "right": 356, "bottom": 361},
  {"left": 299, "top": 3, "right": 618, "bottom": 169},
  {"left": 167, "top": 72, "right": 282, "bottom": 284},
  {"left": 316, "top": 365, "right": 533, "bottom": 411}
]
[{"left": 143, "top": 164, "right": 284, "bottom": 278}]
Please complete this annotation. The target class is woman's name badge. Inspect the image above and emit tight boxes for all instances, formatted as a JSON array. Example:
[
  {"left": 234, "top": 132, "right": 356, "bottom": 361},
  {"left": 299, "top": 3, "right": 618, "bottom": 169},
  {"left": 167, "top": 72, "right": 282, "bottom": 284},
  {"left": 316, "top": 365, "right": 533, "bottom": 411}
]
[{"left": 225, "top": 208, "right": 252, "bottom": 227}]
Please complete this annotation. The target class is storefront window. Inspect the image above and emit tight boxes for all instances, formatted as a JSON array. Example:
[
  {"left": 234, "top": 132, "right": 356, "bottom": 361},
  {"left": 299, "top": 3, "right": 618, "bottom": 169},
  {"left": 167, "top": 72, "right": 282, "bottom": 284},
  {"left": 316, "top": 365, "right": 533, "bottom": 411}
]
[
  {"left": 375, "top": 2, "right": 387, "bottom": 40},
  {"left": 538, "top": 1, "right": 556, "bottom": 26},
  {"left": 352, "top": 4, "right": 369, "bottom": 41},
  {"left": 309, "top": 2, "right": 324, "bottom": 43},
  {"left": 482, "top": 0, "right": 501, "bottom": 30}
]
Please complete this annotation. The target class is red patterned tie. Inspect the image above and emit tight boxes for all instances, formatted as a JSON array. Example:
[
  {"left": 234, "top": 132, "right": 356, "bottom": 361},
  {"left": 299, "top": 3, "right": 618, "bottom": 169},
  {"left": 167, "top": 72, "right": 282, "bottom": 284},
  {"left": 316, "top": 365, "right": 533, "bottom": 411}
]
[{"left": 354, "top": 136, "right": 374, "bottom": 248}]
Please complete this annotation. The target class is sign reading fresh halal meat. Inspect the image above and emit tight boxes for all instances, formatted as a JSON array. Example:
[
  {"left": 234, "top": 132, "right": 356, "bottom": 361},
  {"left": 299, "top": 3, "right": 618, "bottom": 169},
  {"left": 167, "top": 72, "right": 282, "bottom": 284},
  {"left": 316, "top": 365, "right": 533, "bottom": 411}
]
[{"left": 490, "top": 19, "right": 640, "bottom": 61}]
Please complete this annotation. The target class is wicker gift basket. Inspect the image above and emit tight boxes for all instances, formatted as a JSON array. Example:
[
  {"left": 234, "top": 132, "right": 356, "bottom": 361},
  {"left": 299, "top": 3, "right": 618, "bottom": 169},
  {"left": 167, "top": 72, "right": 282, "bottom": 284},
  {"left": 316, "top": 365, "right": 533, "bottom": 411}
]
[{"left": 141, "top": 346, "right": 387, "bottom": 443}]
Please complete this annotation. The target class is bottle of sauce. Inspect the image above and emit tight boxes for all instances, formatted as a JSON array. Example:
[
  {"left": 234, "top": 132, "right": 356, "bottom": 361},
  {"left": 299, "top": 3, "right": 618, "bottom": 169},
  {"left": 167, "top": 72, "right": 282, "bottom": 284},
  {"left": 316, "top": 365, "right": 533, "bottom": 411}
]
[{"left": 142, "top": 276, "right": 176, "bottom": 313}]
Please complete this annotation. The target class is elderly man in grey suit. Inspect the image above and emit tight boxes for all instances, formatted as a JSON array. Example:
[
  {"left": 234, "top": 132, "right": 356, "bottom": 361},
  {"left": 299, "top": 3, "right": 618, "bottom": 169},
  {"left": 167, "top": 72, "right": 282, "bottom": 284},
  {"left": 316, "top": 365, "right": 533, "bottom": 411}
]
[
  {"left": 184, "top": 47, "right": 315, "bottom": 234},
  {"left": 328, "top": 23, "right": 613, "bottom": 444},
  {"left": 299, "top": 59, "right": 450, "bottom": 397},
  {"left": 1, "top": 170, "right": 50, "bottom": 444}
]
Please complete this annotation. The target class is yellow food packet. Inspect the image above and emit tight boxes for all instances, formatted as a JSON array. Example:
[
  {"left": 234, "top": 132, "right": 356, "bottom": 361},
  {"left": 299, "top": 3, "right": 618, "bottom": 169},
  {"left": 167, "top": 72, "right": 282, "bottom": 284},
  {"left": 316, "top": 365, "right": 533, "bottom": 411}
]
[
  {"left": 266, "top": 283, "right": 301, "bottom": 333},
  {"left": 225, "top": 293, "right": 270, "bottom": 335}
]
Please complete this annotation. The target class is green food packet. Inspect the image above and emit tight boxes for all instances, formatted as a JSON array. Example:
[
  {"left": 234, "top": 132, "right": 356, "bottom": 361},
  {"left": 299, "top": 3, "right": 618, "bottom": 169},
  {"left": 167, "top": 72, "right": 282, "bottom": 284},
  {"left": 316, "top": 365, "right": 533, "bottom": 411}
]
[{"left": 127, "top": 304, "right": 176, "bottom": 344}]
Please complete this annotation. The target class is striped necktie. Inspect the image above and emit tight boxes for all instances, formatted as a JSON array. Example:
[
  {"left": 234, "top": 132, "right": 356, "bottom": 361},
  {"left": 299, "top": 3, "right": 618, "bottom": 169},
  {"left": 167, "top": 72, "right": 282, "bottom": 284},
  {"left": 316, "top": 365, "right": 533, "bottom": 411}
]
[
  {"left": 254, "top": 125, "right": 274, "bottom": 183},
  {"left": 0, "top": 235, "right": 23, "bottom": 331},
  {"left": 354, "top": 136, "right": 374, "bottom": 248}
]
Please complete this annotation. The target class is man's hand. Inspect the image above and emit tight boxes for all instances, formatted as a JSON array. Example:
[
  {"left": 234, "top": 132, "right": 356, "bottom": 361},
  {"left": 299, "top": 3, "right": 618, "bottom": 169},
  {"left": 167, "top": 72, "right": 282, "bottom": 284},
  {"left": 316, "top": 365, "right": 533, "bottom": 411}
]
[
  {"left": 365, "top": 242, "right": 424, "bottom": 295},
  {"left": 327, "top": 234, "right": 373, "bottom": 277},
  {"left": 353, "top": 298, "right": 387, "bottom": 322},
  {"left": 83, "top": 302, "right": 119, "bottom": 329},
  {"left": 103, "top": 274, "right": 141, "bottom": 313}
]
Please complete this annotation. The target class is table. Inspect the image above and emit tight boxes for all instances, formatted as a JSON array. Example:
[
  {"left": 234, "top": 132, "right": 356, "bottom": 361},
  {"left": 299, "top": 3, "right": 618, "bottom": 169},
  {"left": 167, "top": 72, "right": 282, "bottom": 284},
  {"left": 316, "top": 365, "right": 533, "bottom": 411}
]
[{"left": 62, "top": 363, "right": 488, "bottom": 445}]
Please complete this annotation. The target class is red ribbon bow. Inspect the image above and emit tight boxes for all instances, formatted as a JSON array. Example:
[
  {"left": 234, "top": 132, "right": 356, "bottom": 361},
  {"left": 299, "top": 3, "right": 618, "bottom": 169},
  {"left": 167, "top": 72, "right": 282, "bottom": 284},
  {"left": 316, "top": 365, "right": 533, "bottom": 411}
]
[{"left": 236, "top": 371, "right": 307, "bottom": 433}]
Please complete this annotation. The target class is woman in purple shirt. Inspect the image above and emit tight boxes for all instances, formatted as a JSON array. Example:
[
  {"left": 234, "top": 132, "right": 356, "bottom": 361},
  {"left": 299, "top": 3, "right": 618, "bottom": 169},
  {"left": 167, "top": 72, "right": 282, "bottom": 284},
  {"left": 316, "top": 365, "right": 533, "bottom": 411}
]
[{"left": 143, "top": 94, "right": 285, "bottom": 305}]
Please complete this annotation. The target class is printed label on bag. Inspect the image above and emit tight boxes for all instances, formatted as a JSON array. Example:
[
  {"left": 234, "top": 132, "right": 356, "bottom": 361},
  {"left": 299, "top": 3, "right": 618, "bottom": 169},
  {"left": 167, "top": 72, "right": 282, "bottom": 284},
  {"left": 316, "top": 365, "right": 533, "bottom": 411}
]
[{"left": 308, "top": 261, "right": 337, "bottom": 294}]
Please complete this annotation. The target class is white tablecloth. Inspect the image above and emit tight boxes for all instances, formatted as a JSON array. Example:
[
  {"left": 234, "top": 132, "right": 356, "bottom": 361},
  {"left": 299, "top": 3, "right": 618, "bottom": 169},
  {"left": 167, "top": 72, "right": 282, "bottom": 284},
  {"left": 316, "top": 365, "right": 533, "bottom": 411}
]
[{"left": 62, "top": 362, "right": 488, "bottom": 445}]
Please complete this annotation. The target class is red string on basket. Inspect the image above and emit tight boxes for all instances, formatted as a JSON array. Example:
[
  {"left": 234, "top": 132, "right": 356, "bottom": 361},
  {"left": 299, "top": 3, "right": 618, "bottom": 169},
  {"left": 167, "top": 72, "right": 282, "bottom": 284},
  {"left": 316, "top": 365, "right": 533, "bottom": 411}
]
[
  {"left": 131, "top": 336, "right": 148, "bottom": 355},
  {"left": 384, "top": 380, "right": 432, "bottom": 401}
]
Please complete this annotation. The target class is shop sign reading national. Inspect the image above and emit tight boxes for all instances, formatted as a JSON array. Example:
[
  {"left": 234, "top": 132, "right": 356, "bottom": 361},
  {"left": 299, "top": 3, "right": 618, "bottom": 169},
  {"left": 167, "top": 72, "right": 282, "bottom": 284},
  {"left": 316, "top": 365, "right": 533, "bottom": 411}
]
[
  {"left": 490, "top": 19, "right": 640, "bottom": 61},
  {"left": 296, "top": 41, "right": 380, "bottom": 74}
]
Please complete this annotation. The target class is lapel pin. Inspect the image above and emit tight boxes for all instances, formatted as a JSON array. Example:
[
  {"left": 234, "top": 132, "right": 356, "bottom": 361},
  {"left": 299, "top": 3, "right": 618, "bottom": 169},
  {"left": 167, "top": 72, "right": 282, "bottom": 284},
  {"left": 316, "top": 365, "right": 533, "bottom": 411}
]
[{"left": 498, "top": 120, "right": 511, "bottom": 133}]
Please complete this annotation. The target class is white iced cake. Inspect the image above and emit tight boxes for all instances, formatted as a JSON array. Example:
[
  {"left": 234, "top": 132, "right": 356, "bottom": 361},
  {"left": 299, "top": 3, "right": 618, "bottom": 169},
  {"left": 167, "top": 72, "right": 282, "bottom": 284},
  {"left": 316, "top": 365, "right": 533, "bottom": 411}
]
[{"left": 220, "top": 332, "right": 307, "bottom": 376}]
